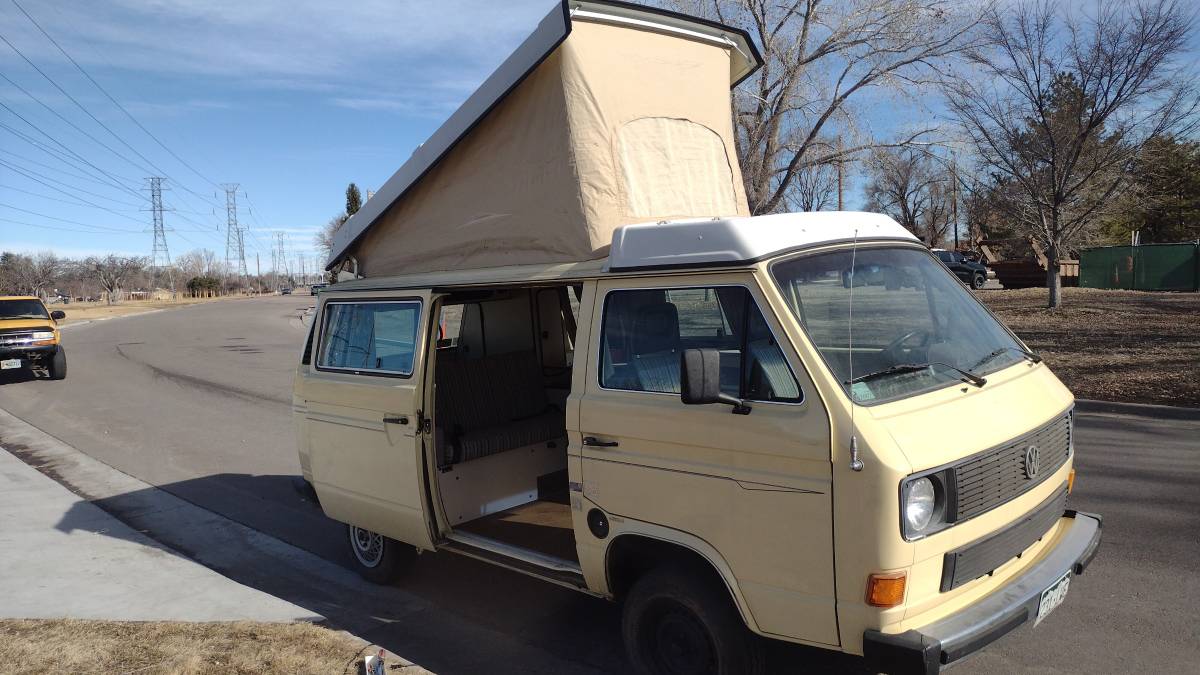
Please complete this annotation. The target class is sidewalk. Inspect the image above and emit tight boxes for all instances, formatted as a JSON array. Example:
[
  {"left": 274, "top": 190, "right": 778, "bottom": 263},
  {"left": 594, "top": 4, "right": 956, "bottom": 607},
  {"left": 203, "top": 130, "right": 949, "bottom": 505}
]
[{"left": 0, "top": 445, "right": 321, "bottom": 623}]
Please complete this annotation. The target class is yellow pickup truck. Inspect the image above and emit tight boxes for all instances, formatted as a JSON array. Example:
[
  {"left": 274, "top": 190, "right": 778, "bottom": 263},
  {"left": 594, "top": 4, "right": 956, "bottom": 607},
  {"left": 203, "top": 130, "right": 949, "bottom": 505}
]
[{"left": 0, "top": 296, "right": 66, "bottom": 380}]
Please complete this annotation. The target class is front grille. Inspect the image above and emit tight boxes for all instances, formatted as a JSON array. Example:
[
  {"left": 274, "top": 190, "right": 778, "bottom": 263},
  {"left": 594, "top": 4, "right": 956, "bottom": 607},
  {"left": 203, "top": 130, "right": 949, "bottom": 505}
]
[
  {"left": 0, "top": 332, "right": 38, "bottom": 347},
  {"left": 953, "top": 412, "right": 1071, "bottom": 522},
  {"left": 941, "top": 483, "right": 1067, "bottom": 591}
]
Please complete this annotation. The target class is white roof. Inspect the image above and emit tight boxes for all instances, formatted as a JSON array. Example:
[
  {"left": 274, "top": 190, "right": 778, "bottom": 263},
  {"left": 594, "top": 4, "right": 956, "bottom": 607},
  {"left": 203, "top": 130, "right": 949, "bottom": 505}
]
[
  {"left": 606, "top": 211, "right": 919, "bottom": 271},
  {"left": 327, "top": 0, "right": 761, "bottom": 270}
]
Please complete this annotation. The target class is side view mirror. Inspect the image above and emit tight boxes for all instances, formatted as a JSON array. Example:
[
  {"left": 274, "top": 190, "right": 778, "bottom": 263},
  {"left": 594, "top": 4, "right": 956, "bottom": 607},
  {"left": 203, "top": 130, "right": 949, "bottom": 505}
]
[
  {"left": 50, "top": 310, "right": 66, "bottom": 320},
  {"left": 680, "top": 348, "right": 751, "bottom": 415}
]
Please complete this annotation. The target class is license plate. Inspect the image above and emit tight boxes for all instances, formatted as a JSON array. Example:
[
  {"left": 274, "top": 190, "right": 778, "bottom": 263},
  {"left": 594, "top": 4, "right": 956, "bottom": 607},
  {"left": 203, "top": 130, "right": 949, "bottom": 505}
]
[
  {"left": 1, "top": 359, "right": 21, "bottom": 370},
  {"left": 1035, "top": 571, "right": 1071, "bottom": 625}
]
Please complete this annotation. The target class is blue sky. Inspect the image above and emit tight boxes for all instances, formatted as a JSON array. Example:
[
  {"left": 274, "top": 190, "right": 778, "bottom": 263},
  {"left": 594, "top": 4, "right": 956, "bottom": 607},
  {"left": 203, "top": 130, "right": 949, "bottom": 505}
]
[{"left": 0, "top": 0, "right": 553, "bottom": 270}]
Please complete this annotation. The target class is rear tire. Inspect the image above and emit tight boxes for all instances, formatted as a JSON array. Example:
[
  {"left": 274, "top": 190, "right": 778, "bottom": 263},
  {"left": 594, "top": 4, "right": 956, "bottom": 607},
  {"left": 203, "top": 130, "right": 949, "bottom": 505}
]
[
  {"left": 346, "top": 524, "right": 415, "bottom": 584},
  {"left": 971, "top": 273, "right": 986, "bottom": 290},
  {"left": 49, "top": 346, "right": 66, "bottom": 380},
  {"left": 622, "top": 566, "right": 765, "bottom": 675}
]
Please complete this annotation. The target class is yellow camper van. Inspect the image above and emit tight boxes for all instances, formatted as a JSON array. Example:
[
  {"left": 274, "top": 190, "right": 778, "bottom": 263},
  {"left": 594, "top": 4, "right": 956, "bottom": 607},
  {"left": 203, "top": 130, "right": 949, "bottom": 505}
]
[
  {"left": 295, "top": 3, "right": 1100, "bottom": 673},
  {"left": 295, "top": 213, "right": 1100, "bottom": 675}
]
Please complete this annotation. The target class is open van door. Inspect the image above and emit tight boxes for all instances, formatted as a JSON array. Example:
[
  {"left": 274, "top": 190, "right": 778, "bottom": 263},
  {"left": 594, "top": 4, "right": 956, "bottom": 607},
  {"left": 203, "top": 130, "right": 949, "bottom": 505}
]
[{"left": 299, "top": 289, "right": 440, "bottom": 550}]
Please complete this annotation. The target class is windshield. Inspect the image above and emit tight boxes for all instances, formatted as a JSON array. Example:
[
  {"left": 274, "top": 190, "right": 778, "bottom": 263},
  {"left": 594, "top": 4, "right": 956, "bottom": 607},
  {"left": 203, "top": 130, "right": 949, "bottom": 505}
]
[
  {"left": 0, "top": 299, "right": 49, "bottom": 320},
  {"left": 771, "top": 246, "right": 1025, "bottom": 404}
]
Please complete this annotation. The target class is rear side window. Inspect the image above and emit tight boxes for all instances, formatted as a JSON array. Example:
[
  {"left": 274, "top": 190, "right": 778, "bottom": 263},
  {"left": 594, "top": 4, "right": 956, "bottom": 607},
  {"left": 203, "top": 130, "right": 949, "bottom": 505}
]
[
  {"left": 317, "top": 300, "right": 421, "bottom": 376},
  {"left": 599, "top": 286, "right": 801, "bottom": 403}
]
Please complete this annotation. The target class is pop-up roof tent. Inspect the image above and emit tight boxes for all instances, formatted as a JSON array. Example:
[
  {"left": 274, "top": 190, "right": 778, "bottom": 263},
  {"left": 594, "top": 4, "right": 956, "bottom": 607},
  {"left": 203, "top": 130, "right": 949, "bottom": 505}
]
[{"left": 326, "top": 0, "right": 761, "bottom": 277}]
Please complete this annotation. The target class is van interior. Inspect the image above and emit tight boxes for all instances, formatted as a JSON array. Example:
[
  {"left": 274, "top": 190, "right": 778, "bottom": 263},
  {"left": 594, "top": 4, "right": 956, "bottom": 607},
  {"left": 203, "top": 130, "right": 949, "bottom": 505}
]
[{"left": 431, "top": 285, "right": 581, "bottom": 565}]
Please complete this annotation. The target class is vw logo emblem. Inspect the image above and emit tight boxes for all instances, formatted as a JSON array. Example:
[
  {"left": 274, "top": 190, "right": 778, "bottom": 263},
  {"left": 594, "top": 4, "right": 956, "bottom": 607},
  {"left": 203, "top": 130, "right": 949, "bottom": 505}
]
[{"left": 1024, "top": 445, "right": 1041, "bottom": 479}]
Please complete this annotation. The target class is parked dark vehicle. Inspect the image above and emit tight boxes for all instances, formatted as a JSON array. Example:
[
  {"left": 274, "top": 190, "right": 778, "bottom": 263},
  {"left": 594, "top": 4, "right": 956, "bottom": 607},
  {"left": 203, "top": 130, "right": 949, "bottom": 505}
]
[
  {"left": 309, "top": 283, "right": 327, "bottom": 296},
  {"left": 280, "top": 287, "right": 293, "bottom": 295},
  {"left": 932, "top": 249, "right": 988, "bottom": 289}
]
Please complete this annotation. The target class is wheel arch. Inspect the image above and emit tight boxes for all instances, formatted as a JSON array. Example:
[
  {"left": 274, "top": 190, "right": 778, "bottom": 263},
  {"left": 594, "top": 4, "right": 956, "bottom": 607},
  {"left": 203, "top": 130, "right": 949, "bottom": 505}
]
[{"left": 604, "top": 532, "right": 761, "bottom": 634}]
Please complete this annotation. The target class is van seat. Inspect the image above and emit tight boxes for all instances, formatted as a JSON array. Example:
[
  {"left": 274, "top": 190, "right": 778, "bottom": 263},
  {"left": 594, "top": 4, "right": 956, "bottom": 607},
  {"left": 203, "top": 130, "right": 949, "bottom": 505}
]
[{"left": 437, "top": 350, "right": 565, "bottom": 464}]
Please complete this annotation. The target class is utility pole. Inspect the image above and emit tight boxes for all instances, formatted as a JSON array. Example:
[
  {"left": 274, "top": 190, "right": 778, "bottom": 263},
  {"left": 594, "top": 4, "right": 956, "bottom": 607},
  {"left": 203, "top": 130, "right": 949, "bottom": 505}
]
[
  {"left": 146, "top": 177, "right": 172, "bottom": 293},
  {"left": 255, "top": 252, "right": 261, "bottom": 294},
  {"left": 950, "top": 156, "right": 959, "bottom": 250},
  {"left": 222, "top": 184, "right": 240, "bottom": 284}
]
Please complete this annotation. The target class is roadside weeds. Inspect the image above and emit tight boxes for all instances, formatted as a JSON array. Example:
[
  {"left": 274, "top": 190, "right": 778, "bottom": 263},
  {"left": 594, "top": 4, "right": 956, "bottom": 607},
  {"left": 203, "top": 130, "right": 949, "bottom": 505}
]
[{"left": 0, "top": 619, "right": 429, "bottom": 675}]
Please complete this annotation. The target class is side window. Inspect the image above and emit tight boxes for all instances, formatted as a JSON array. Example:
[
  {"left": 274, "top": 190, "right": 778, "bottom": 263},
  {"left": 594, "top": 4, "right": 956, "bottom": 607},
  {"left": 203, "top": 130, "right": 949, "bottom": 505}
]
[
  {"left": 599, "top": 286, "right": 801, "bottom": 402},
  {"left": 317, "top": 300, "right": 421, "bottom": 375}
]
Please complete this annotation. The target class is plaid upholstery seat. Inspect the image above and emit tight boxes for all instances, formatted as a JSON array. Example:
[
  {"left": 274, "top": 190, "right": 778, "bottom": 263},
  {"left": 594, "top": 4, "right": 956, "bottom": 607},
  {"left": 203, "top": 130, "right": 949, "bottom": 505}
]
[{"left": 436, "top": 350, "right": 565, "bottom": 464}]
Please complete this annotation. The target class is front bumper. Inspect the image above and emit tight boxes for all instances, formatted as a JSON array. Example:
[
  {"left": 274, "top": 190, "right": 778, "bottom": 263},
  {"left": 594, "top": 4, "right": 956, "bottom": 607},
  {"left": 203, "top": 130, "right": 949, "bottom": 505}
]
[
  {"left": 0, "top": 344, "right": 58, "bottom": 364},
  {"left": 863, "top": 510, "right": 1103, "bottom": 675}
]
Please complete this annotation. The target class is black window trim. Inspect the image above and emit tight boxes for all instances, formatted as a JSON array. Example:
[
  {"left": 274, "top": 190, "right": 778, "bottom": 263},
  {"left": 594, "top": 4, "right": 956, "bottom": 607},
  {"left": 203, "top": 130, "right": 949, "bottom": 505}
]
[
  {"left": 596, "top": 283, "right": 805, "bottom": 406},
  {"left": 314, "top": 297, "right": 424, "bottom": 378}
]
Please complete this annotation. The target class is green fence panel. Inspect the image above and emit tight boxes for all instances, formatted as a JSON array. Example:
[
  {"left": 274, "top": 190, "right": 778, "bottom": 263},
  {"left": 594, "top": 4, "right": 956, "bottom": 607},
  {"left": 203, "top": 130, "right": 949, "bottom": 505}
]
[
  {"left": 1134, "top": 243, "right": 1198, "bottom": 291},
  {"left": 1080, "top": 243, "right": 1199, "bottom": 291}
]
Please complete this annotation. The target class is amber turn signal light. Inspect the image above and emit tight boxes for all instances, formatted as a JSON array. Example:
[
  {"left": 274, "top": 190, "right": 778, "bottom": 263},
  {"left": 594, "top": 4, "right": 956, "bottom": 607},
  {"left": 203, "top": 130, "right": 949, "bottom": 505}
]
[
  {"left": 1067, "top": 468, "right": 1076, "bottom": 494},
  {"left": 866, "top": 571, "right": 907, "bottom": 608}
]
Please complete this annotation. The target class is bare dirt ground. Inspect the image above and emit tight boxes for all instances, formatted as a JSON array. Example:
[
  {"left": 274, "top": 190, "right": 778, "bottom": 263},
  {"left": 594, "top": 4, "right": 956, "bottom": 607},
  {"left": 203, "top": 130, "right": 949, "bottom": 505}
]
[
  {"left": 980, "top": 287, "right": 1200, "bottom": 407},
  {"left": 0, "top": 619, "right": 425, "bottom": 675}
]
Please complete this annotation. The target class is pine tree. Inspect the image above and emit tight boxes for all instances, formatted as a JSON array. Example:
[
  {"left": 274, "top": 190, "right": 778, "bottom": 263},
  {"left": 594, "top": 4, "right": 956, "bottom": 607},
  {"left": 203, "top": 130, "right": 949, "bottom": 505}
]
[{"left": 345, "top": 183, "right": 362, "bottom": 217}]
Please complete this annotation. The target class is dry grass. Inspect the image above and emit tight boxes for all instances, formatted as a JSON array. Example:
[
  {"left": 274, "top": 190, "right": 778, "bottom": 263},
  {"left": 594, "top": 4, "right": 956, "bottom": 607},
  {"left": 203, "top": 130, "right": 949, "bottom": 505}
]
[
  {"left": 54, "top": 296, "right": 240, "bottom": 325},
  {"left": 0, "top": 619, "right": 427, "bottom": 675},
  {"left": 979, "top": 287, "right": 1200, "bottom": 407}
]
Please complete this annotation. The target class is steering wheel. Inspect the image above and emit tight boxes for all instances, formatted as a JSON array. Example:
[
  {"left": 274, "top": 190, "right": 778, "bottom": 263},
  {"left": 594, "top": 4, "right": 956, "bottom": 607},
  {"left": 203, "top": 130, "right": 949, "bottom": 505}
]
[{"left": 882, "top": 329, "right": 931, "bottom": 361}]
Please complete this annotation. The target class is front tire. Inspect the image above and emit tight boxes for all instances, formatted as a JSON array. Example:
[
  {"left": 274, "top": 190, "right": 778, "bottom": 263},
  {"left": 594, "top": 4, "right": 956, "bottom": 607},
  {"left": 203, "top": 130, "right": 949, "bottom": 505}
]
[
  {"left": 622, "top": 566, "right": 764, "bottom": 675},
  {"left": 346, "top": 524, "right": 415, "bottom": 584},
  {"left": 971, "top": 273, "right": 986, "bottom": 290},
  {"left": 49, "top": 346, "right": 66, "bottom": 380}
]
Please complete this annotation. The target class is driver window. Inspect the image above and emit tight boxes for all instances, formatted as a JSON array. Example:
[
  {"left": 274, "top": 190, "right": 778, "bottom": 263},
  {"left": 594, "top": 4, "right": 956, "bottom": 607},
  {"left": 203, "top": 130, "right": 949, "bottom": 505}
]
[
  {"left": 318, "top": 300, "right": 421, "bottom": 375},
  {"left": 599, "top": 286, "right": 801, "bottom": 402}
]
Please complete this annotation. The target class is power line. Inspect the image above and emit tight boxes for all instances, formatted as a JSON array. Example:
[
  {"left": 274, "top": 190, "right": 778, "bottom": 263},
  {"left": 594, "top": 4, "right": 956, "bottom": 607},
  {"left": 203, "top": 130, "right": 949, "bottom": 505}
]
[
  {"left": 0, "top": 159, "right": 142, "bottom": 208},
  {"left": 0, "top": 30, "right": 162, "bottom": 175},
  {"left": 1, "top": 70, "right": 157, "bottom": 176},
  {"left": 0, "top": 146, "right": 143, "bottom": 201},
  {"left": 10, "top": 0, "right": 221, "bottom": 190},
  {"left": 0, "top": 201, "right": 141, "bottom": 233},
  {"left": 0, "top": 104, "right": 144, "bottom": 200}
]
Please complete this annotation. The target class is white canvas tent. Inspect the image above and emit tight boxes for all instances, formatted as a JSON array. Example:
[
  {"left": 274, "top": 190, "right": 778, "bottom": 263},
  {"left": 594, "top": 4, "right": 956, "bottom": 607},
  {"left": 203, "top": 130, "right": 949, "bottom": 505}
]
[{"left": 327, "top": 0, "right": 761, "bottom": 277}]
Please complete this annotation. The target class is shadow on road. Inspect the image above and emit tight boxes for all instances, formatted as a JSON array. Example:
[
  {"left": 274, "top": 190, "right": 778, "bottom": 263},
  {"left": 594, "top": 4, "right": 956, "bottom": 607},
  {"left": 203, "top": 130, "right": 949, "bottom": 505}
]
[{"left": 51, "top": 470, "right": 869, "bottom": 674}]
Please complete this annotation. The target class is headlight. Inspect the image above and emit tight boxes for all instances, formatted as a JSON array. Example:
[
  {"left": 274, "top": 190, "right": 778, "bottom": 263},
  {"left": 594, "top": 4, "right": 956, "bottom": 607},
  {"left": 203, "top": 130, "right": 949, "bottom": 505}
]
[
  {"left": 31, "top": 331, "right": 55, "bottom": 341},
  {"left": 904, "top": 478, "right": 936, "bottom": 532},
  {"left": 900, "top": 470, "right": 954, "bottom": 540}
]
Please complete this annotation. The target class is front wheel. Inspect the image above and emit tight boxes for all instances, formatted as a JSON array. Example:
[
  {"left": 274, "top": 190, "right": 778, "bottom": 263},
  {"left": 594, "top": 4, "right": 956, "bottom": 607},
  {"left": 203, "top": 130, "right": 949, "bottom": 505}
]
[
  {"left": 623, "top": 566, "right": 764, "bottom": 675},
  {"left": 346, "top": 524, "right": 415, "bottom": 584},
  {"left": 971, "top": 273, "right": 987, "bottom": 290},
  {"left": 49, "top": 346, "right": 66, "bottom": 380}
]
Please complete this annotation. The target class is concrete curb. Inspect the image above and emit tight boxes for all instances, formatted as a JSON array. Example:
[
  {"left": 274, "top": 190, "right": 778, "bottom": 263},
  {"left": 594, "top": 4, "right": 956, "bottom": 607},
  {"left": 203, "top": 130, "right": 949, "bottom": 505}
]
[
  {"left": 1075, "top": 398, "right": 1200, "bottom": 422},
  {"left": 0, "top": 408, "right": 429, "bottom": 673}
]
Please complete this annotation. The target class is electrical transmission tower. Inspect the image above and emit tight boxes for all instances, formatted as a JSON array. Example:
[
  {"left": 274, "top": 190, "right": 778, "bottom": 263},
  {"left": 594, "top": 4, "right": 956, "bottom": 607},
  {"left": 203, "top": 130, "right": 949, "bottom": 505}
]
[
  {"left": 146, "top": 177, "right": 173, "bottom": 292},
  {"left": 222, "top": 184, "right": 249, "bottom": 282}
]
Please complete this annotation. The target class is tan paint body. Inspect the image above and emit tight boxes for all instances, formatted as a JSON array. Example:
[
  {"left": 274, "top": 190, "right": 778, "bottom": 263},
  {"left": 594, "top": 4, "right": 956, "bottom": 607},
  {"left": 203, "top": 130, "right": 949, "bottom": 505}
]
[{"left": 293, "top": 244, "right": 1077, "bottom": 656}]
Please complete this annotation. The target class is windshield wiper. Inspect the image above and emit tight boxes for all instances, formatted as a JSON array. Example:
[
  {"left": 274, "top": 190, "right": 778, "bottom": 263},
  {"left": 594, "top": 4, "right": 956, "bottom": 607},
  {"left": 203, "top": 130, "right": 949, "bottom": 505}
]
[
  {"left": 970, "top": 346, "right": 1042, "bottom": 372},
  {"left": 847, "top": 362, "right": 986, "bottom": 388}
]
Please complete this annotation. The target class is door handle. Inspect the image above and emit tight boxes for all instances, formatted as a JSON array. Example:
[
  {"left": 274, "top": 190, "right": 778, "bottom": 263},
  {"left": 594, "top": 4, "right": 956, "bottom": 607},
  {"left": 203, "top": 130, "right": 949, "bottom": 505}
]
[
  {"left": 383, "top": 416, "right": 409, "bottom": 426},
  {"left": 583, "top": 436, "right": 618, "bottom": 448}
]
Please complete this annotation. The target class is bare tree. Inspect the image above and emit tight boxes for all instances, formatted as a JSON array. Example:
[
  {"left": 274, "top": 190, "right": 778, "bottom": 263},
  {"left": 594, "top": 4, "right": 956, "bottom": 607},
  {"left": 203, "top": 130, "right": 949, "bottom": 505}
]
[
  {"left": 945, "top": 0, "right": 1198, "bottom": 307},
  {"left": 86, "top": 255, "right": 146, "bottom": 305},
  {"left": 863, "top": 147, "right": 953, "bottom": 245},
  {"left": 787, "top": 161, "right": 840, "bottom": 211},
  {"left": 674, "top": 0, "right": 981, "bottom": 214},
  {"left": 315, "top": 213, "right": 348, "bottom": 259}
]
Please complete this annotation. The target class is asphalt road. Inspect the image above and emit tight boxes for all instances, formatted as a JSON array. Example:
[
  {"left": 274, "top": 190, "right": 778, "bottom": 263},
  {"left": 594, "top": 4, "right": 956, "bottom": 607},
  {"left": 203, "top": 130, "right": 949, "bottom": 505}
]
[{"left": 0, "top": 296, "right": 1197, "bottom": 674}]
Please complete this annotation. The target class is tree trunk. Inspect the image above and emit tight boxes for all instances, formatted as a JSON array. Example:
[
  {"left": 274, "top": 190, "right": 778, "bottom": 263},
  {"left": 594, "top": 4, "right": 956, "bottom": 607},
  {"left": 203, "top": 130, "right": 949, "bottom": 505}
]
[{"left": 1045, "top": 244, "right": 1062, "bottom": 309}]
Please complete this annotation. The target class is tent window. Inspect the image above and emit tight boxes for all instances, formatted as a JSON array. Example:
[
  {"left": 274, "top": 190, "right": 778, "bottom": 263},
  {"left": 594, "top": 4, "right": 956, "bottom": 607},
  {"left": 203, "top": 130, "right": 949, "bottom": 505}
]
[{"left": 617, "top": 117, "right": 737, "bottom": 218}]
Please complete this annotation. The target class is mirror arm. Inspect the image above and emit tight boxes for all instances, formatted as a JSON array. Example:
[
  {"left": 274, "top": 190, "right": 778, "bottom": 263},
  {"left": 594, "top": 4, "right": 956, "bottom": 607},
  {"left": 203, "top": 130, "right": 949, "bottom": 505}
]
[{"left": 717, "top": 393, "right": 752, "bottom": 415}]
